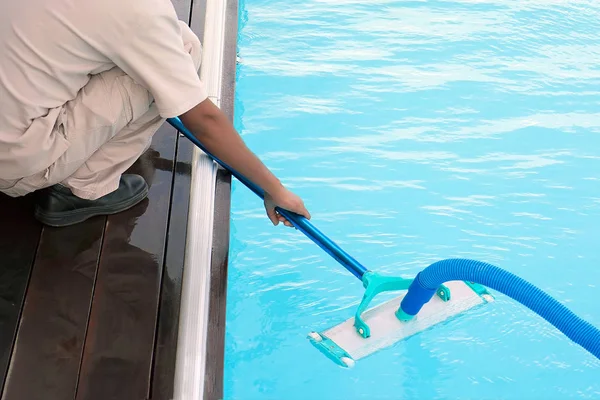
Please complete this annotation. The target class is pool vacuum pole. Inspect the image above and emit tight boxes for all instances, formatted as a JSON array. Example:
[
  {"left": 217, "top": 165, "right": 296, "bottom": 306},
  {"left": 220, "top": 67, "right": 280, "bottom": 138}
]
[{"left": 167, "top": 117, "right": 368, "bottom": 280}]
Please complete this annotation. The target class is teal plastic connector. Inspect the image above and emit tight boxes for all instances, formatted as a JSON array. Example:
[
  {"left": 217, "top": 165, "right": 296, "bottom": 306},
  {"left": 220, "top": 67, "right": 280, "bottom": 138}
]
[{"left": 353, "top": 272, "right": 452, "bottom": 338}]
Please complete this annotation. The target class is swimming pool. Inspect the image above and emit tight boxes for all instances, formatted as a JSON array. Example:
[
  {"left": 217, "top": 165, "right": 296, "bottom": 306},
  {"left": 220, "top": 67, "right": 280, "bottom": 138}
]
[{"left": 224, "top": 0, "right": 600, "bottom": 398}]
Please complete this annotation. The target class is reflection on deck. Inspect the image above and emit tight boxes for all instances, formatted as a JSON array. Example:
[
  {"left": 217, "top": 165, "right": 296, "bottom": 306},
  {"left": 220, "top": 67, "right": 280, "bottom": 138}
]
[{"left": 0, "top": 123, "right": 192, "bottom": 400}]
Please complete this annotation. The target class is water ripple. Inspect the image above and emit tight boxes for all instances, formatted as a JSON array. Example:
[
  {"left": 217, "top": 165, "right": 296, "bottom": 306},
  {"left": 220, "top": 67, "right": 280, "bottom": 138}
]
[{"left": 227, "top": 0, "right": 600, "bottom": 398}]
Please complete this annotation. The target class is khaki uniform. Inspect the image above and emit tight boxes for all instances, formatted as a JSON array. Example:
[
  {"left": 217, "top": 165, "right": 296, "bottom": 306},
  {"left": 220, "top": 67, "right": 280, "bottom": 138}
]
[{"left": 0, "top": 0, "right": 207, "bottom": 199}]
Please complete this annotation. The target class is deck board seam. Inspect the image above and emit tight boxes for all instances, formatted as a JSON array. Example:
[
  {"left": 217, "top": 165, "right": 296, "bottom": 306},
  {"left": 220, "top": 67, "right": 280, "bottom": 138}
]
[
  {"left": 0, "top": 223, "right": 43, "bottom": 399},
  {"left": 73, "top": 217, "right": 108, "bottom": 399},
  {"left": 148, "top": 126, "right": 181, "bottom": 399}
]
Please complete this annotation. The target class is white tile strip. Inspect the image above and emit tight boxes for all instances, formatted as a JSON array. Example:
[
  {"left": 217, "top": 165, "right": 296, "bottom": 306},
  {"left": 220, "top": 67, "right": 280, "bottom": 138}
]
[{"left": 173, "top": 1, "right": 227, "bottom": 399}]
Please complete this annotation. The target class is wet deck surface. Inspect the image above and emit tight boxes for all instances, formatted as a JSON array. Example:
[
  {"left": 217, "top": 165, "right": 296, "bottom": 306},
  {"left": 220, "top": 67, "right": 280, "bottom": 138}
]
[
  {"left": 0, "top": 125, "right": 191, "bottom": 400},
  {"left": 0, "top": 1, "right": 208, "bottom": 399}
]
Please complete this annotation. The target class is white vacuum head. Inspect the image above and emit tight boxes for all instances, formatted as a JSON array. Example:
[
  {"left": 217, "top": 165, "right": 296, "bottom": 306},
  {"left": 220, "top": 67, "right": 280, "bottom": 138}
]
[{"left": 308, "top": 280, "right": 494, "bottom": 367}]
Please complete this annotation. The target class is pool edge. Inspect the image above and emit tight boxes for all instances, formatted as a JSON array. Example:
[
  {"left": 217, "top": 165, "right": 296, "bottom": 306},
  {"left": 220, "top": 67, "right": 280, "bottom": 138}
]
[
  {"left": 173, "top": 1, "right": 236, "bottom": 399},
  {"left": 203, "top": 0, "right": 238, "bottom": 398}
]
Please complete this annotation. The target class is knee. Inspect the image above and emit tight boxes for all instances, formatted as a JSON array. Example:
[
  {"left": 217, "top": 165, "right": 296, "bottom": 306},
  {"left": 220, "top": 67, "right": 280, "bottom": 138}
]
[{"left": 179, "top": 21, "right": 202, "bottom": 72}]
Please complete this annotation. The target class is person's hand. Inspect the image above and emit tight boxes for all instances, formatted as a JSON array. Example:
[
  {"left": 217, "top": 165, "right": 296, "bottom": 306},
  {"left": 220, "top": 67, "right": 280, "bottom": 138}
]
[{"left": 264, "top": 186, "right": 311, "bottom": 227}]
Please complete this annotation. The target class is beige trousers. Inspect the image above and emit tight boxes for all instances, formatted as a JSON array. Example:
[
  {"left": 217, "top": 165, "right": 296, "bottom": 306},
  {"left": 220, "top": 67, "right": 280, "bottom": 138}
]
[{"left": 0, "top": 21, "right": 202, "bottom": 200}]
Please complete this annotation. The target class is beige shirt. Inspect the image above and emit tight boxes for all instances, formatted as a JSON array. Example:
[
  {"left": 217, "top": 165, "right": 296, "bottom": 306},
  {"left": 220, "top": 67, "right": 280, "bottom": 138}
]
[{"left": 0, "top": 0, "right": 208, "bottom": 179}]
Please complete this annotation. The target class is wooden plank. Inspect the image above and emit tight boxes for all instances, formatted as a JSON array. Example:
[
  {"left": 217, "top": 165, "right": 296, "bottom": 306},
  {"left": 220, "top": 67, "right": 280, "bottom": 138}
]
[
  {"left": 148, "top": 6, "right": 195, "bottom": 396},
  {"left": 75, "top": 124, "right": 177, "bottom": 400},
  {"left": 150, "top": 136, "right": 193, "bottom": 400},
  {"left": 219, "top": 0, "right": 239, "bottom": 122},
  {"left": 148, "top": 13, "right": 194, "bottom": 397},
  {"left": 0, "top": 194, "right": 42, "bottom": 395},
  {"left": 149, "top": 3, "right": 204, "bottom": 394},
  {"left": 172, "top": 0, "right": 192, "bottom": 23},
  {"left": 203, "top": 0, "right": 237, "bottom": 398},
  {"left": 2, "top": 218, "right": 105, "bottom": 400},
  {"left": 203, "top": 168, "right": 231, "bottom": 400},
  {"left": 189, "top": 0, "right": 207, "bottom": 43}
]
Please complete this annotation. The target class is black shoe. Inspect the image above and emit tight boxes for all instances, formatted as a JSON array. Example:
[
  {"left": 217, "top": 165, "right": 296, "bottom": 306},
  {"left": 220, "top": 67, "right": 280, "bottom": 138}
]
[{"left": 34, "top": 174, "right": 149, "bottom": 227}]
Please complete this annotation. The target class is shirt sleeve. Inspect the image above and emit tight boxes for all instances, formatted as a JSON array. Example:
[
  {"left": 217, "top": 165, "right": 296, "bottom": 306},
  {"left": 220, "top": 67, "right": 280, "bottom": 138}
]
[{"left": 104, "top": 5, "right": 208, "bottom": 118}]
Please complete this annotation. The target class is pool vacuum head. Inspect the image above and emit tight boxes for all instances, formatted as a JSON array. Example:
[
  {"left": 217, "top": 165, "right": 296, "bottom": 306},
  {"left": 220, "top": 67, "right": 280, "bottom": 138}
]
[{"left": 308, "top": 278, "right": 493, "bottom": 368}]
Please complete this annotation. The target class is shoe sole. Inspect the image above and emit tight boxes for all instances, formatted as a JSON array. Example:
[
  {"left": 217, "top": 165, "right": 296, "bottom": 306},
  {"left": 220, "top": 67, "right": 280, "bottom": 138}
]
[{"left": 34, "top": 186, "right": 149, "bottom": 227}]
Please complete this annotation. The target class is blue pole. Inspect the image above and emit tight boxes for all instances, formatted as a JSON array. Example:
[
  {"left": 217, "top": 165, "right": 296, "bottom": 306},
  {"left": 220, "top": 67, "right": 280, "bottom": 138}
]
[{"left": 167, "top": 117, "right": 369, "bottom": 280}]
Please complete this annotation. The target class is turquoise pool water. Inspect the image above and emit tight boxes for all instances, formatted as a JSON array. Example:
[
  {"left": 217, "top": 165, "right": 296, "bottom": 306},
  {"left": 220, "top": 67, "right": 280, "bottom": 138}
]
[{"left": 224, "top": 1, "right": 600, "bottom": 398}]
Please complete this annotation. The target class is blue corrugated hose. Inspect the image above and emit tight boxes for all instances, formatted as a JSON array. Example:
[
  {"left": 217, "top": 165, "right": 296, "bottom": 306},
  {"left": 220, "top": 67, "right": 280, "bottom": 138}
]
[{"left": 400, "top": 258, "right": 600, "bottom": 359}]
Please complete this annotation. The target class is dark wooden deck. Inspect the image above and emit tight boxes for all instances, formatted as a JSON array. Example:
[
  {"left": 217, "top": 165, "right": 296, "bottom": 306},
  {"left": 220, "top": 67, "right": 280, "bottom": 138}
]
[{"left": 0, "top": 1, "right": 234, "bottom": 399}]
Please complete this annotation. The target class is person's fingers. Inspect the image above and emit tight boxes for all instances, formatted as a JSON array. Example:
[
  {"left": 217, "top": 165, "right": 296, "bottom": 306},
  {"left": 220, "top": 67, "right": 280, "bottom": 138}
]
[
  {"left": 275, "top": 213, "right": 293, "bottom": 227},
  {"left": 266, "top": 205, "right": 279, "bottom": 226},
  {"left": 297, "top": 203, "right": 311, "bottom": 219}
]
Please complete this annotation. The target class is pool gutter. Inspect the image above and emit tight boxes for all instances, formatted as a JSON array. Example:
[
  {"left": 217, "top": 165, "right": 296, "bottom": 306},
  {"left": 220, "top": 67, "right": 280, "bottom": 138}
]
[{"left": 173, "top": 0, "right": 236, "bottom": 399}]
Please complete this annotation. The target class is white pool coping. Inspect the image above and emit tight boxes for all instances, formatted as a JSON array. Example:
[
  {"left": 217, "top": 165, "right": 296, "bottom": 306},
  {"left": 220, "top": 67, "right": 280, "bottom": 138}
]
[{"left": 173, "top": 1, "right": 228, "bottom": 399}]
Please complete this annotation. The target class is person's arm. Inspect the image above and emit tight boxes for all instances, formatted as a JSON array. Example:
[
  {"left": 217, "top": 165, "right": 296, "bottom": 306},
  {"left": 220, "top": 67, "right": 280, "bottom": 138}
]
[
  {"left": 180, "top": 98, "right": 311, "bottom": 226},
  {"left": 100, "top": 2, "right": 309, "bottom": 227}
]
